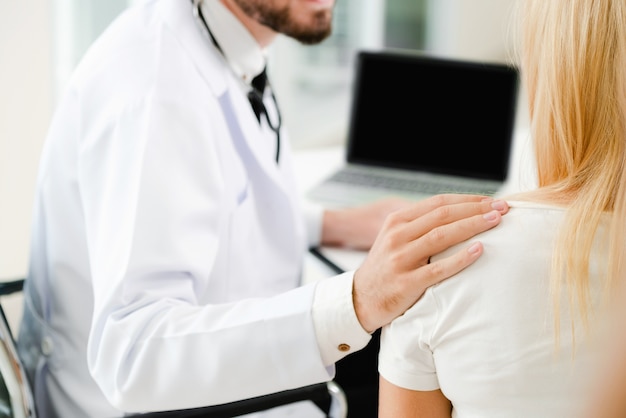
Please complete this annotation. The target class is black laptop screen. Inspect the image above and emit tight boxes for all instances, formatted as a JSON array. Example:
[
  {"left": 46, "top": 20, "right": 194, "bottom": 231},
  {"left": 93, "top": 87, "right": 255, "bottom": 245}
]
[{"left": 346, "top": 50, "right": 519, "bottom": 181}]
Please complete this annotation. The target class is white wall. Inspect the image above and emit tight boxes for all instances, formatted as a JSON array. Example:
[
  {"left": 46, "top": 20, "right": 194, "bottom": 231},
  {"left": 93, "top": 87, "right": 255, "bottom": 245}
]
[
  {"left": 0, "top": 1, "right": 54, "bottom": 331},
  {"left": 426, "top": 0, "right": 518, "bottom": 63},
  {"left": 0, "top": 2, "right": 53, "bottom": 280}
]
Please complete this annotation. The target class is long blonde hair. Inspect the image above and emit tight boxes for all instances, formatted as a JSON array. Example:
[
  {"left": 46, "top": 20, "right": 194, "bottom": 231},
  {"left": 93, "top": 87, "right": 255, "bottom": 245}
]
[{"left": 513, "top": 0, "right": 626, "bottom": 338}]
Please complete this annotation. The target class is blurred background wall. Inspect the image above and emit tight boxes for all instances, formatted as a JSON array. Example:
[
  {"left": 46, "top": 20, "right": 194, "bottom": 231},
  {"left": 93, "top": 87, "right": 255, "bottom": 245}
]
[{"left": 0, "top": 0, "right": 523, "bottom": 283}]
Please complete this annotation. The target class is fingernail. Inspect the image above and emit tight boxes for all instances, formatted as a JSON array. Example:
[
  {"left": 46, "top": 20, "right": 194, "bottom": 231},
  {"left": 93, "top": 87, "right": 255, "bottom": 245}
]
[
  {"left": 468, "top": 242, "right": 481, "bottom": 255},
  {"left": 483, "top": 210, "right": 499, "bottom": 221},
  {"left": 490, "top": 200, "right": 506, "bottom": 211}
]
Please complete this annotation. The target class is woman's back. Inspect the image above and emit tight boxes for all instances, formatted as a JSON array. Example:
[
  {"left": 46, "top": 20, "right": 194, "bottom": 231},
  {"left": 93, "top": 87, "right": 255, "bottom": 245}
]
[{"left": 378, "top": 201, "right": 607, "bottom": 417}]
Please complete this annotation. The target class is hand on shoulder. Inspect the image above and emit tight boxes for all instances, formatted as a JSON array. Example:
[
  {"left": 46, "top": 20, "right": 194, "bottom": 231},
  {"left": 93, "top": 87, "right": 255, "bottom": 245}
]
[{"left": 351, "top": 194, "right": 509, "bottom": 332}]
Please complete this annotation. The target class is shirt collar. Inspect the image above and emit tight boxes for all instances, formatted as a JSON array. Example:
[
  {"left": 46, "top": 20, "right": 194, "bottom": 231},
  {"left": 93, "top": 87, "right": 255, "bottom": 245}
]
[{"left": 200, "top": 0, "right": 267, "bottom": 86}]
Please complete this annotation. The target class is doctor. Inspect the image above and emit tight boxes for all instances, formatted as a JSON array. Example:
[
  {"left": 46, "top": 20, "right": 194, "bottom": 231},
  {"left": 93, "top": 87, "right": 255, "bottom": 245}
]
[{"left": 17, "top": 0, "right": 509, "bottom": 417}]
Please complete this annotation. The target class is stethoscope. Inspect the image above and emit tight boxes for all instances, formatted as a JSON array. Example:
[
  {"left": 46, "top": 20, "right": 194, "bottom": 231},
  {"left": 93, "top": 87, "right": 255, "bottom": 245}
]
[{"left": 191, "top": 0, "right": 282, "bottom": 163}]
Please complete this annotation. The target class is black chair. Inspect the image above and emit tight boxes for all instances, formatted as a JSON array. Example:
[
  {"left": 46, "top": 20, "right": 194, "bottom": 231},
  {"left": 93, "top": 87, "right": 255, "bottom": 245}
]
[{"left": 0, "top": 279, "right": 348, "bottom": 418}]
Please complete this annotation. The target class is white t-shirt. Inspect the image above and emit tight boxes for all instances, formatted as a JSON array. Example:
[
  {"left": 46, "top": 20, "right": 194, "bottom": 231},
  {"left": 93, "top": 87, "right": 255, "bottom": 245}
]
[{"left": 379, "top": 201, "right": 607, "bottom": 418}]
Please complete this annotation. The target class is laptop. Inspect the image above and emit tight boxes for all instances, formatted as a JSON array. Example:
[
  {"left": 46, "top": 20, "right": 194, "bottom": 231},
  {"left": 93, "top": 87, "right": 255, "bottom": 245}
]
[{"left": 307, "top": 49, "right": 520, "bottom": 208}]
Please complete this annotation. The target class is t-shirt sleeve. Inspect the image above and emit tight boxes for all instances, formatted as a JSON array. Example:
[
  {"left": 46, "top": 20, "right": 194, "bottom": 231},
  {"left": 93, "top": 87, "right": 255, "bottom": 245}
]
[{"left": 378, "top": 286, "right": 441, "bottom": 391}]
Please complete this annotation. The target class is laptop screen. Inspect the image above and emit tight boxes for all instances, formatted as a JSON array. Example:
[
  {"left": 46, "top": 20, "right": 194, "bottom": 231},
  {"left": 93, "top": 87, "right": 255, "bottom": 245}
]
[{"left": 346, "top": 50, "right": 519, "bottom": 181}]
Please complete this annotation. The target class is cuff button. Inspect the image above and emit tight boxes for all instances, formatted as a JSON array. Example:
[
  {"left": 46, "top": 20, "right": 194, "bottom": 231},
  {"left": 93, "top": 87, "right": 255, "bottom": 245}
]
[{"left": 337, "top": 343, "right": 351, "bottom": 352}]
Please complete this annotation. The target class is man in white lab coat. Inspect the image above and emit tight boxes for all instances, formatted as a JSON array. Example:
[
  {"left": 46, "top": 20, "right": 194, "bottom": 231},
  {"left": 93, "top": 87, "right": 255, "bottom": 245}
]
[{"left": 16, "top": 0, "right": 509, "bottom": 417}]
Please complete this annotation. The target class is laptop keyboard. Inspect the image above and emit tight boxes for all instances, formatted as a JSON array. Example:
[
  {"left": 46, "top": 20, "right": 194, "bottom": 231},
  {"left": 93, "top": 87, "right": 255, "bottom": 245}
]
[{"left": 327, "top": 169, "right": 499, "bottom": 196}]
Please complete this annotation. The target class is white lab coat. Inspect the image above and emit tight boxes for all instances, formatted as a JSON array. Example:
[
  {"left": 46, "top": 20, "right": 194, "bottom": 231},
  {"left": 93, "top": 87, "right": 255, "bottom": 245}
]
[{"left": 17, "top": 0, "right": 332, "bottom": 416}]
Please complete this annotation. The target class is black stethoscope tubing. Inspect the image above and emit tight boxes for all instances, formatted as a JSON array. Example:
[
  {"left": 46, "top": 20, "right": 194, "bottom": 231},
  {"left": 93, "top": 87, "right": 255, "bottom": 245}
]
[{"left": 192, "top": 0, "right": 281, "bottom": 163}]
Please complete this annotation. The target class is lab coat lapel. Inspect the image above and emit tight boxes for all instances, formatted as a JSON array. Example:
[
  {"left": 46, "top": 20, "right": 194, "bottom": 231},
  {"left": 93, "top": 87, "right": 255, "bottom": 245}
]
[
  {"left": 159, "top": 0, "right": 290, "bottom": 195},
  {"left": 160, "top": 0, "right": 228, "bottom": 98},
  {"left": 219, "top": 89, "right": 291, "bottom": 195},
  {"left": 229, "top": 87, "right": 289, "bottom": 186}
]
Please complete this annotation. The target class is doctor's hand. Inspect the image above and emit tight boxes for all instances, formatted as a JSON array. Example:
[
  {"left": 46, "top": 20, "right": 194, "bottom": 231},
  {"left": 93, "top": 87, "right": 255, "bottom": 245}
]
[{"left": 352, "top": 194, "right": 509, "bottom": 333}]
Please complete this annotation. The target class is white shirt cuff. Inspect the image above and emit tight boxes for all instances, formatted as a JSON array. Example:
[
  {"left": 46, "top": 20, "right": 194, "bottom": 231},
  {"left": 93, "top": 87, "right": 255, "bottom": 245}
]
[{"left": 312, "top": 271, "right": 372, "bottom": 367}]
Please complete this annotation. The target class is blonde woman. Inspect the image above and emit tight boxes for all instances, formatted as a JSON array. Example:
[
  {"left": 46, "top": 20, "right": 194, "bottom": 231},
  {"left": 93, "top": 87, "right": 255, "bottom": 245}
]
[{"left": 377, "top": 0, "right": 626, "bottom": 416}]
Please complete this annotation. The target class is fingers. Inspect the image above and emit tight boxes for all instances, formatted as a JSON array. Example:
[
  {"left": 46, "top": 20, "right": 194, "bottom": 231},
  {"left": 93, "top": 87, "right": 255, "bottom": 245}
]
[
  {"left": 379, "top": 197, "right": 506, "bottom": 267},
  {"left": 352, "top": 194, "right": 508, "bottom": 333},
  {"left": 415, "top": 241, "right": 483, "bottom": 290},
  {"left": 391, "top": 197, "right": 507, "bottom": 240},
  {"left": 404, "top": 207, "right": 502, "bottom": 267},
  {"left": 391, "top": 194, "right": 506, "bottom": 223}
]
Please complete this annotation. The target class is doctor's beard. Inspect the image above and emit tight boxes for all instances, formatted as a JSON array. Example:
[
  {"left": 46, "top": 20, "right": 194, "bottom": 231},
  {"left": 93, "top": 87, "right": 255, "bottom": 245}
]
[{"left": 233, "top": 0, "right": 335, "bottom": 45}]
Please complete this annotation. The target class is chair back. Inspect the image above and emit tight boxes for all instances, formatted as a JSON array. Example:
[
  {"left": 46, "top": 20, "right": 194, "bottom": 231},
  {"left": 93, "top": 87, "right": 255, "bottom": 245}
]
[{"left": 0, "top": 280, "right": 36, "bottom": 417}]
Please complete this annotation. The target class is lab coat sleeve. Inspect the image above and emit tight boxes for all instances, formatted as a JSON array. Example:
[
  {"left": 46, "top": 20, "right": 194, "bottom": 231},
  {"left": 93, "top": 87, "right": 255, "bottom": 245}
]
[{"left": 78, "top": 92, "right": 332, "bottom": 412}]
